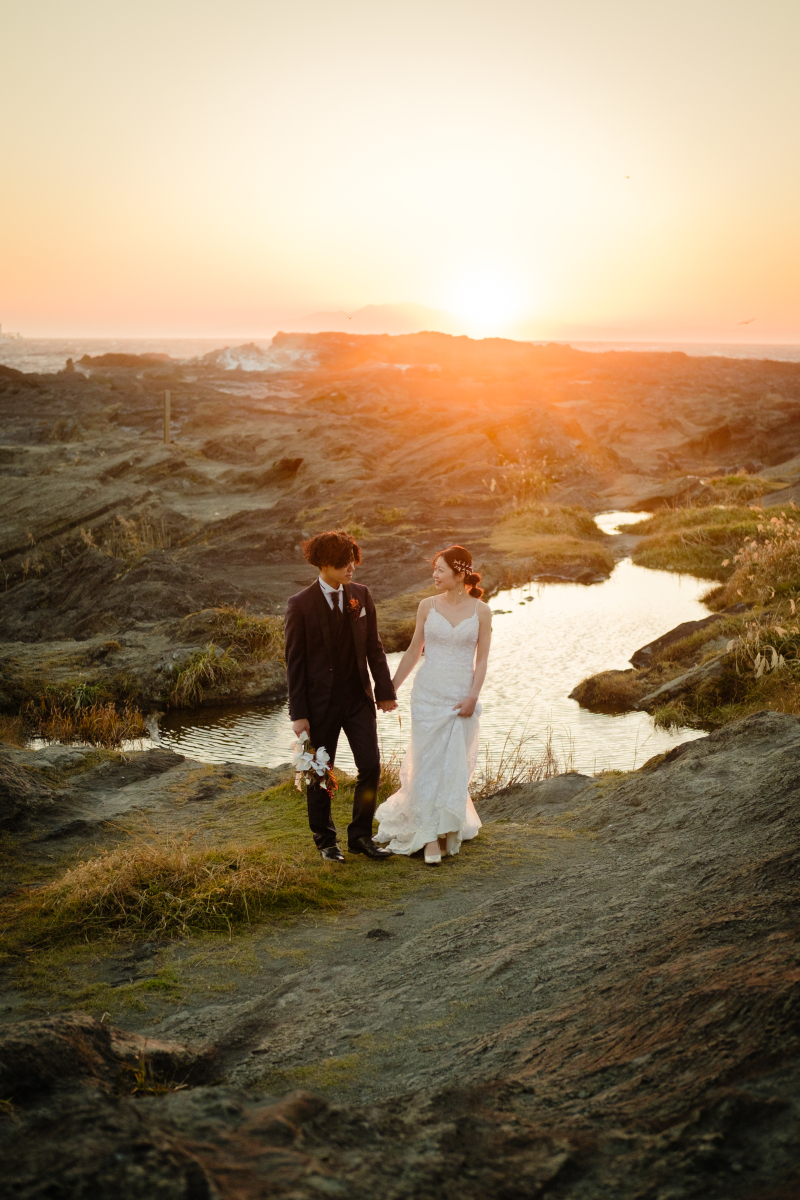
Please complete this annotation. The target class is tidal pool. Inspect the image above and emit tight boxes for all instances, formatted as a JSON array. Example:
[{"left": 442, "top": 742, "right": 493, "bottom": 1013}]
[{"left": 159, "top": 516, "right": 711, "bottom": 775}]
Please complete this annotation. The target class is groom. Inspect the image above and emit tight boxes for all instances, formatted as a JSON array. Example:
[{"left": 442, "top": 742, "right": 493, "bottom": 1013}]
[{"left": 284, "top": 529, "right": 397, "bottom": 863}]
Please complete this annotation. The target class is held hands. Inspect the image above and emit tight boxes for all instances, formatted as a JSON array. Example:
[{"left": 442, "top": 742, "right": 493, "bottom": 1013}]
[
  {"left": 377, "top": 699, "right": 398, "bottom": 713},
  {"left": 453, "top": 695, "right": 477, "bottom": 718}
]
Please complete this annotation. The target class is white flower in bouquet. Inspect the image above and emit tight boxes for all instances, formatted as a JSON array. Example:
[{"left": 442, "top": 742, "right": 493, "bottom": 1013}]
[{"left": 292, "top": 734, "right": 337, "bottom": 794}]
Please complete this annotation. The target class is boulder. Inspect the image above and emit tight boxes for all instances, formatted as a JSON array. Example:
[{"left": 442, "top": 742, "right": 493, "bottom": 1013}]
[
  {"left": 479, "top": 771, "right": 594, "bottom": 822},
  {"left": 635, "top": 652, "right": 728, "bottom": 711},
  {"left": 0, "top": 1012, "right": 208, "bottom": 1099},
  {"left": 630, "top": 603, "right": 747, "bottom": 668}
]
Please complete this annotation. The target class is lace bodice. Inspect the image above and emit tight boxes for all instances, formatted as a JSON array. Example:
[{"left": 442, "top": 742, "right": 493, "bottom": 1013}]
[{"left": 413, "top": 603, "right": 479, "bottom": 701}]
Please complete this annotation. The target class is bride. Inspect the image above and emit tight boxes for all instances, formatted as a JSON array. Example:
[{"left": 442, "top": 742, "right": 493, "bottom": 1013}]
[{"left": 375, "top": 545, "right": 491, "bottom": 864}]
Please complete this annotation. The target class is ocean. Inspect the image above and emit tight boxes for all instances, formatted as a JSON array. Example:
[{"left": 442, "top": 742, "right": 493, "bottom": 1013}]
[{"left": 0, "top": 335, "right": 799, "bottom": 376}]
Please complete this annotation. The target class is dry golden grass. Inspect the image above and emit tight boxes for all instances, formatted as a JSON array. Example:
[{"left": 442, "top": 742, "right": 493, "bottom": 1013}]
[
  {"left": 15, "top": 832, "right": 338, "bottom": 940},
  {"left": 0, "top": 714, "right": 28, "bottom": 747},
  {"left": 708, "top": 511, "right": 800, "bottom": 608},
  {"left": 81, "top": 514, "right": 171, "bottom": 561},
  {"left": 25, "top": 691, "right": 146, "bottom": 747}
]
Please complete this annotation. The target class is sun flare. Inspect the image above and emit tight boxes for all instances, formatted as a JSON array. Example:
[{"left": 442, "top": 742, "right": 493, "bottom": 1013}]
[{"left": 445, "top": 270, "right": 529, "bottom": 337}]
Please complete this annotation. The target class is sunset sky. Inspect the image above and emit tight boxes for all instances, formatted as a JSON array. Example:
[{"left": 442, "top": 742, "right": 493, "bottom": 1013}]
[{"left": 2, "top": 0, "right": 798, "bottom": 341}]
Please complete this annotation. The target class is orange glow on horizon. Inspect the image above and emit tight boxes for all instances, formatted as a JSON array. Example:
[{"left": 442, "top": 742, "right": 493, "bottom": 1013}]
[{"left": 1, "top": 1, "right": 798, "bottom": 342}]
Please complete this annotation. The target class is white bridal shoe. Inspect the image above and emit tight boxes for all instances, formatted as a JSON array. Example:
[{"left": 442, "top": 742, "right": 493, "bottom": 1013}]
[{"left": 423, "top": 840, "right": 442, "bottom": 864}]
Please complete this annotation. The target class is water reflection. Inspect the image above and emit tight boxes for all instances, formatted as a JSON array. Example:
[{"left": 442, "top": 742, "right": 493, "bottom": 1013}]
[{"left": 159, "top": 556, "right": 710, "bottom": 775}]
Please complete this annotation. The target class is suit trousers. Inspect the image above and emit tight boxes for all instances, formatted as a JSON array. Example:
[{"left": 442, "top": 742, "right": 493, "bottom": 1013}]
[{"left": 306, "top": 692, "right": 380, "bottom": 849}]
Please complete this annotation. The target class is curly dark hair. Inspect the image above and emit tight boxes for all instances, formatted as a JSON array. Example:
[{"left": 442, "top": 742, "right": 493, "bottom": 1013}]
[
  {"left": 431, "top": 544, "right": 484, "bottom": 599},
  {"left": 302, "top": 529, "right": 363, "bottom": 569}
]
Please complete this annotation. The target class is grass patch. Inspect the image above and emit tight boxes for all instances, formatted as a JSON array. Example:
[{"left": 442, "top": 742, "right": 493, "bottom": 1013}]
[
  {"left": 569, "top": 670, "right": 645, "bottom": 714},
  {"left": 490, "top": 504, "right": 614, "bottom": 576},
  {"left": 373, "top": 505, "right": 408, "bottom": 525},
  {"left": 0, "top": 760, "right": 432, "bottom": 952},
  {"left": 698, "top": 475, "right": 778, "bottom": 506},
  {"left": 169, "top": 643, "right": 241, "bottom": 706},
  {"left": 622, "top": 505, "right": 790, "bottom": 581},
  {"left": 9, "top": 831, "right": 337, "bottom": 942},
  {"left": 209, "top": 607, "right": 284, "bottom": 662},
  {"left": 651, "top": 610, "right": 800, "bottom": 729}
]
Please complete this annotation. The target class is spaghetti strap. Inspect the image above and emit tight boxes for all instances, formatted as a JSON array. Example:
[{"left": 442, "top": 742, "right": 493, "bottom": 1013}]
[
  {"left": 473, "top": 599, "right": 479, "bottom": 615},
  {"left": 430, "top": 597, "right": 437, "bottom": 614}
]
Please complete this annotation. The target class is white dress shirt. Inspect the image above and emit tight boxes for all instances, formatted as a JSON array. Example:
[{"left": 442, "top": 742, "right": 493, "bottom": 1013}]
[{"left": 318, "top": 577, "right": 344, "bottom": 611}]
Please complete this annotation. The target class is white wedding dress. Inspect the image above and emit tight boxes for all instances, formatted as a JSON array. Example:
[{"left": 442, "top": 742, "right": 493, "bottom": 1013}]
[{"left": 375, "top": 597, "right": 482, "bottom": 856}]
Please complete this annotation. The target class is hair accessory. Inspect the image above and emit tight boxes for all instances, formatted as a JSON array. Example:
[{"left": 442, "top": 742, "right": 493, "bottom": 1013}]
[{"left": 451, "top": 558, "right": 472, "bottom": 574}]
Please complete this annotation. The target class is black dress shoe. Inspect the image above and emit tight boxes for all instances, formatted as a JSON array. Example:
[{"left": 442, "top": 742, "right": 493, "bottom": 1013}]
[
  {"left": 348, "top": 836, "right": 393, "bottom": 860},
  {"left": 320, "top": 845, "right": 345, "bottom": 864}
]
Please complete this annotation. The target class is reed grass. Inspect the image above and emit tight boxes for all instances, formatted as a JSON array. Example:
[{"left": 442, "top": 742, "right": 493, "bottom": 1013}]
[
  {"left": 491, "top": 462, "right": 555, "bottom": 508},
  {"left": 470, "top": 723, "right": 576, "bottom": 802}
]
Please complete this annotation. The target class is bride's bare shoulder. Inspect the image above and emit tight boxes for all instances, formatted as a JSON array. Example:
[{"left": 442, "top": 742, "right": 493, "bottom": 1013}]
[{"left": 476, "top": 599, "right": 493, "bottom": 618}]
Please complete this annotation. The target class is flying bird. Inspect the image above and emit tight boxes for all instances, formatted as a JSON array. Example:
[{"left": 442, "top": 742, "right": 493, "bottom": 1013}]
[{"left": 738, "top": 318, "right": 756, "bottom": 325}]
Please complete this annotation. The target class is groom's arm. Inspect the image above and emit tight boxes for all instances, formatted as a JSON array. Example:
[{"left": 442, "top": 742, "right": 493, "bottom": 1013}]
[
  {"left": 362, "top": 587, "right": 396, "bottom": 702},
  {"left": 284, "top": 596, "right": 310, "bottom": 721}
]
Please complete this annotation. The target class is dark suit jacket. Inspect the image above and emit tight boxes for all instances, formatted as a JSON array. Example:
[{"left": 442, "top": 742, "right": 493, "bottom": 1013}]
[{"left": 284, "top": 580, "right": 396, "bottom": 721}]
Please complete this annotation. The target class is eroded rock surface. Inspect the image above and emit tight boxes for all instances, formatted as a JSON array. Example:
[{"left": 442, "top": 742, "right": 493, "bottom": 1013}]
[{"left": 1, "top": 713, "right": 798, "bottom": 1197}]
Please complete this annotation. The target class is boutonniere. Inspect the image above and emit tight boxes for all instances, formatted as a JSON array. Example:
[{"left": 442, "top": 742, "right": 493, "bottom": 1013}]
[{"left": 346, "top": 596, "right": 361, "bottom": 621}]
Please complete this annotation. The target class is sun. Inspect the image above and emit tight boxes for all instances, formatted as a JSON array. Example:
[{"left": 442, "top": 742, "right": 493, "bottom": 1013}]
[{"left": 445, "top": 269, "right": 528, "bottom": 337}]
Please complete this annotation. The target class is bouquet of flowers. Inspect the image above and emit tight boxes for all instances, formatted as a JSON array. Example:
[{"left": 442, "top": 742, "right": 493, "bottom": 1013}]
[{"left": 292, "top": 730, "right": 337, "bottom": 796}]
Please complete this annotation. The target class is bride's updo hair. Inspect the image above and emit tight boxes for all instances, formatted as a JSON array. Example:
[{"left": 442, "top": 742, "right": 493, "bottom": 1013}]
[{"left": 432, "top": 545, "right": 484, "bottom": 599}]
